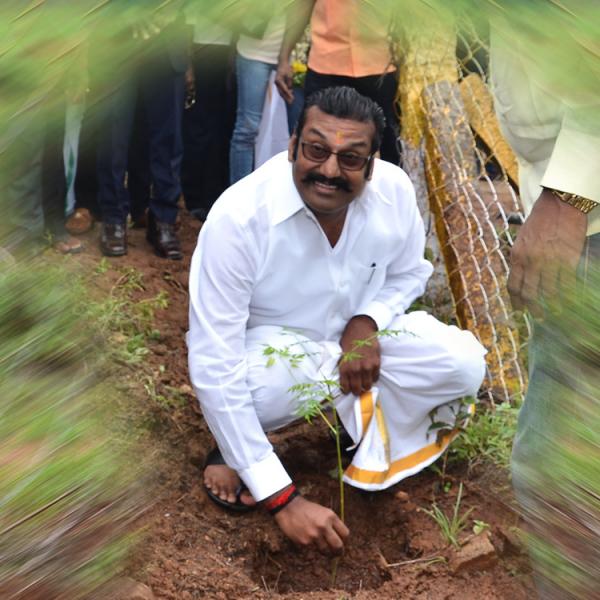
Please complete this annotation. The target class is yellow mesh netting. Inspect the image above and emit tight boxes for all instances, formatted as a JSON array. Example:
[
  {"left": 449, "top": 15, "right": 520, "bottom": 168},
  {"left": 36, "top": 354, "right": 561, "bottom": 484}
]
[{"left": 397, "top": 13, "right": 529, "bottom": 404}]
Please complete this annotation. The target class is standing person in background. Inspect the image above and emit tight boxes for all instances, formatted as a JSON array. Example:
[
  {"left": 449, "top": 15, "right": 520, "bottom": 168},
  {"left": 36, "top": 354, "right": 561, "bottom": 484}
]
[
  {"left": 1, "top": 1, "right": 92, "bottom": 258},
  {"left": 94, "top": 15, "right": 186, "bottom": 260},
  {"left": 229, "top": 11, "right": 286, "bottom": 184},
  {"left": 7, "top": 92, "right": 85, "bottom": 256},
  {"left": 181, "top": 9, "right": 236, "bottom": 221},
  {"left": 4, "top": 71, "right": 86, "bottom": 256},
  {"left": 491, "top": 13, "right": 600, "bottom": 598},
  {"left": 275, "top": 0, "right": 400, "bottom": 165}
]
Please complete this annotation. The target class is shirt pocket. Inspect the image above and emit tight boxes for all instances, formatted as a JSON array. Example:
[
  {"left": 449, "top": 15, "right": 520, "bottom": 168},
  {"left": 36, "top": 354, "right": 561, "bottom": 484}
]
[{"left": 350, "top": 262, "right": 385, "bottom": 293}]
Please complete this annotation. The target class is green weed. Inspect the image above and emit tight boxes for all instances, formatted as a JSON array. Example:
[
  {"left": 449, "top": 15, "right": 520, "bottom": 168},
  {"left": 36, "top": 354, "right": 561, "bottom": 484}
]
[
  {"left": 449, "top": 402, "right": 518, "bottom": 470},
  {"left": 472, "top": 519, "right": 490, "bottom": 535},
  {"left": 85, "top": 265, "right": 169, "bottom": 365},
  {"left": 0, "top": 264, "right": 142, "bottom": 599},
  {"left": 422, "top": 483, "right": 473, "bottom": 548}
]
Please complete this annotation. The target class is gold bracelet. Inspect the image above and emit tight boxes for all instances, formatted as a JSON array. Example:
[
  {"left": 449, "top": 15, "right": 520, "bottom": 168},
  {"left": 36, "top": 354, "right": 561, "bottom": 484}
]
[{"left": 548, "top": 189, "right": 599, "bottom": 215}]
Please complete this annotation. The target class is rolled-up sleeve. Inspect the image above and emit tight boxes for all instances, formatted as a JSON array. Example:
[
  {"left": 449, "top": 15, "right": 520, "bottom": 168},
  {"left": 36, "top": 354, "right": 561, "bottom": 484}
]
[{"left": 187, "top": 211, "right": 291, "bottom": 501}]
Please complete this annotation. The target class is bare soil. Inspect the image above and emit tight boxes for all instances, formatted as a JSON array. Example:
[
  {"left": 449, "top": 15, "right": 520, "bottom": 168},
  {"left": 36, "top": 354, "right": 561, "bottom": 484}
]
[{"left": 73, "top": 213, "right": 535, "bottom": 599}]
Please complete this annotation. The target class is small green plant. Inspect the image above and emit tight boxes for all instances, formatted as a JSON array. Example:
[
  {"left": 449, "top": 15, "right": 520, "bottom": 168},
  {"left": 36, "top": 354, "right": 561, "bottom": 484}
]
[
  {"left": 95, "top": 257, "right": 110, "bottom": 274},
  {"left": 85, "top": 266, "right": 169, "bottom": 365},
  {"left": 422, "top": 483, "right": 473, "bottom": 548},
  {"left": 448, "top": 402, "right": 519, "bottom": 470},
  {"left": 472, "top": 519, "right": 490, "bottom": 535},
  {"left": 143, "top": 376, "right": 187, "bottom": 410}
]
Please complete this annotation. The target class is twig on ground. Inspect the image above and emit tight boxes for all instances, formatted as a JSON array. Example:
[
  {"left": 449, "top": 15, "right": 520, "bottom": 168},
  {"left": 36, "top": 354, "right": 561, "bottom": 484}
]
[
  {"left": 385, "top": 555, "right": 446, "bottom": 568},
  {"left": 266, "top": 554, "right": 284, "bottom": 570}
]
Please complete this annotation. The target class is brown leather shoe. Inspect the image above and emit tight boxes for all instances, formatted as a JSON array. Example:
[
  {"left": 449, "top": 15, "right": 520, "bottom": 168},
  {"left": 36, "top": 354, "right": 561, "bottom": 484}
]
[
  {"left": 146, "top": 213, "right": 182, "bottom": 260},
  {"left": 100, "top": 223, "right": 127, "bottom": 257},
  {"left": 65, "top": 208, "right": 94, "bottom": 235}
]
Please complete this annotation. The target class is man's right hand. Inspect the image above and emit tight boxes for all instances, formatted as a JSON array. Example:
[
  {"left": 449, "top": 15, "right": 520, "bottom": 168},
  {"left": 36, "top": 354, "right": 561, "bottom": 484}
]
[
  {"left": 274, "top": 495, "right": 349, "bottom": 554},
  {"left": 508, "top": 188, "right": 588, "bottom": 317},
  {"left": 275, "top": 60, "right": 294, "bottom": 104}
]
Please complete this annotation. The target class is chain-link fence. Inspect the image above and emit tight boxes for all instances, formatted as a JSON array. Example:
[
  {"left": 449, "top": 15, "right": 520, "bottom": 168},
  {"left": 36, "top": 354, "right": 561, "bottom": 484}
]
[{"left": 397, "top": 13, "right": 530, "bottom": 405}]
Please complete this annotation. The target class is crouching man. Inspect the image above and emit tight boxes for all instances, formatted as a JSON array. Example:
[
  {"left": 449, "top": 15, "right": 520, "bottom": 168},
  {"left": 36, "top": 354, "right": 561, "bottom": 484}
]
[{"left": 187, "top": 87, "right": 487, "bottom": 554}]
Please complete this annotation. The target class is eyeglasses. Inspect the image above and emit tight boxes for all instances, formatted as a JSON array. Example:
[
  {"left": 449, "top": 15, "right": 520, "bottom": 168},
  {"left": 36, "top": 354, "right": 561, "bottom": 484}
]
[{"left": 300, "top": 141, "right": 372, "bottom": 171}]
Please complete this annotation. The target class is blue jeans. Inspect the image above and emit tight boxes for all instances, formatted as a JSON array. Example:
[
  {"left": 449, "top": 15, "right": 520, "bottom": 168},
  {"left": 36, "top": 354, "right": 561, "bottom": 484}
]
[
  {"left": 229, "top": 54, "right": 275, "bottom": 184},
  {"left": 512, "top": 233, "right": 600, "bottom": 597}
]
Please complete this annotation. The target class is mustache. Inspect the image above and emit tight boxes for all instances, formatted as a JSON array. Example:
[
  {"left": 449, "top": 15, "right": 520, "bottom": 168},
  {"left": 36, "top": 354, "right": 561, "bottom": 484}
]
[{"left": 302, "top": 172, "right": 352, "bottom": 192}]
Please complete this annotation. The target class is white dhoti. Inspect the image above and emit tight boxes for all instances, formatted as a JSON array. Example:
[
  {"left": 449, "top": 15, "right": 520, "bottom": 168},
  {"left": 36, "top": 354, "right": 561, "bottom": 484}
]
[{"left": 245, "top": 311, "right": 487, "bottom": 491}]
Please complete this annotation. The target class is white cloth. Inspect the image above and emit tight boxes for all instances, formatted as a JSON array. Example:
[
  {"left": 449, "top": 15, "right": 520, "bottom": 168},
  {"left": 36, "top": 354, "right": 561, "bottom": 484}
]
[
  {"left": 187, "top": 152, "right": 486, "bottom": 500},
  {"left": 240, "top": 319, "right": 485, "bottom": 493},
  {"left": 237, "top": 14, "right": 286, "bottom": 65},
  {"left": 254, "top": 72, "right": 290, "bottom": 169},
  {"left": 490, "top": 21, "right": 600, "bottom": 236}
]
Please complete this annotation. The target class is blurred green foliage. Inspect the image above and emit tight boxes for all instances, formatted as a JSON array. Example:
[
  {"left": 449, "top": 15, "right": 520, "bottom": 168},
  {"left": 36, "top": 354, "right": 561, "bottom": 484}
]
[
  {"left": 0, "top": 1, "right": 599, "bottom": 596},
  {"left": 515, "top": 264, "right": 600, "bottom": 597},
  {"left": 0, "top": 264, "right": 142, "bottom": 599}
]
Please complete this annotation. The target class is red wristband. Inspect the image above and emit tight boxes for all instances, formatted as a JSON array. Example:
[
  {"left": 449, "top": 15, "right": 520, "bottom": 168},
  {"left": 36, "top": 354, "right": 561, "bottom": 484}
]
[{"left": 264, "top": 484, "right": 299, "bottom": 515}]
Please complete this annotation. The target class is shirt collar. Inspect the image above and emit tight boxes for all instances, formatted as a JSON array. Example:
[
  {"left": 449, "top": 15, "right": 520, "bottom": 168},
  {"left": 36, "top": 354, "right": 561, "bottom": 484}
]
[
  {"left": 271, "top": 161, "right": 306, "bottom": 226},
  {"left": 270, "top": 159, "right": 384, "bottom": 225}
]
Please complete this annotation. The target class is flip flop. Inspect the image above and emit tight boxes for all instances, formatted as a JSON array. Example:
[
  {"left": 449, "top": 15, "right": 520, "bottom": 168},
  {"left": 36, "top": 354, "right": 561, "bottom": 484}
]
[
  {"left": 53, "top": 235, "right": 84, "bottom": 255},
  {"left": 203, "top": 447, "right": 255, "bottom": 513}
]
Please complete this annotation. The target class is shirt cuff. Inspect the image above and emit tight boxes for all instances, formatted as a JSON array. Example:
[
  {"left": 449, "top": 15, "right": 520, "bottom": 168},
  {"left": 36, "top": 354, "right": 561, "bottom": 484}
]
[
  {"left": 238, "top": 451, "right": 292, "bottom": 502},
  {"left": 355, "top": 300, "right": 394, "bottom": 331},
  {"left": 541, "top": 122, "right": 600, "bottom": 204}
]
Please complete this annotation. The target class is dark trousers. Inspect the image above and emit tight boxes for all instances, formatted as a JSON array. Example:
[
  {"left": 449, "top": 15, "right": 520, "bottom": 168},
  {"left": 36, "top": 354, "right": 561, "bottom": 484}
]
[
  {"left": 73, "top": 99, "right": 100, "bottom": 218},
  {"left": 128, "top": 92, "right": 152, "bottom": 222},
  {"left": 181, "top": 43, "right": 236, "bottom": 220},
  {"left": 95, "top": 39, "right": 184, "bottom": 225},
  {"left": 304, "top": 69, "right": 400, "bottom": 165},
  {"left": 5, "top": 95, "right": 68, "bottom": 247}
]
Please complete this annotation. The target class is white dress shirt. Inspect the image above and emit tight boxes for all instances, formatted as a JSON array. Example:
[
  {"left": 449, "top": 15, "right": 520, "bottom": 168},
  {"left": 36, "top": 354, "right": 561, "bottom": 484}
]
[
  {"left": 187, "top": 151, "right": 433, "bottom": 500},
  {"left": 490, "top": 19, "right": 600, "bottom": 236}
]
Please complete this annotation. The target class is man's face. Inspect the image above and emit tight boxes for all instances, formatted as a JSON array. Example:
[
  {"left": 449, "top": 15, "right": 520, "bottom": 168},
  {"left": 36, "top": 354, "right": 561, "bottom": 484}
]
[{"left": 289, "top": 107, "right": 375, "bottom": 220}]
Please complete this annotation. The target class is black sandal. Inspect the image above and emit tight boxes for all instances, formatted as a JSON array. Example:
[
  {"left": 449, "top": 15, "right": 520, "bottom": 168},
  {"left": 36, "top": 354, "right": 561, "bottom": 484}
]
[{"left": 203, "top": 447, "right": 255, "bottom": 513}]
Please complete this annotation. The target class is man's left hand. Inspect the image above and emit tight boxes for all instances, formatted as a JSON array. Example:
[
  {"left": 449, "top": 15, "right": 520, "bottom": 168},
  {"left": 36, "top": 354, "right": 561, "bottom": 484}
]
[{"left": 339, "top": 315, "right": 380, "bottom": 396}]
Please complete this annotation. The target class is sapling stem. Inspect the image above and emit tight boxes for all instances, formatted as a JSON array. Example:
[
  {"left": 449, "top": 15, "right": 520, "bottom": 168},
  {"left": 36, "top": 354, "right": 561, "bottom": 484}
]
[
  {"left": 329, "top": 407, "right": 345, "bottom": 588},
  {"left": 331, "top": 408, "right": 345, "bottom": 523},
  {"left": 316, "top": 405, "right": 337, "bottom": 436}
]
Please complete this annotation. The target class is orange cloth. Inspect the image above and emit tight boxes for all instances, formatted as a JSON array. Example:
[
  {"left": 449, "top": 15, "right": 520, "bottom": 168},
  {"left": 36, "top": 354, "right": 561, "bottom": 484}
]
[{"left": 308, "top": 0, "right": 395, "bottom": 78}]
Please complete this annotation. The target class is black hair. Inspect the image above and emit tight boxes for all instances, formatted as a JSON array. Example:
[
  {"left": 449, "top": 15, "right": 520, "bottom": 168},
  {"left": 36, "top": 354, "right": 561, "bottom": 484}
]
[{"left": 294, "top": 86, "right": 387, "bottom": 156}]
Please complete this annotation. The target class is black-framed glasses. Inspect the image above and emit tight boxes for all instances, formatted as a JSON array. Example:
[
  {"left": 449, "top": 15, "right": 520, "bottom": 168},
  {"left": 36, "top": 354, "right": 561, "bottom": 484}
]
[{"left": 300, "top": 141, "right": 372, "bottom": 171}]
